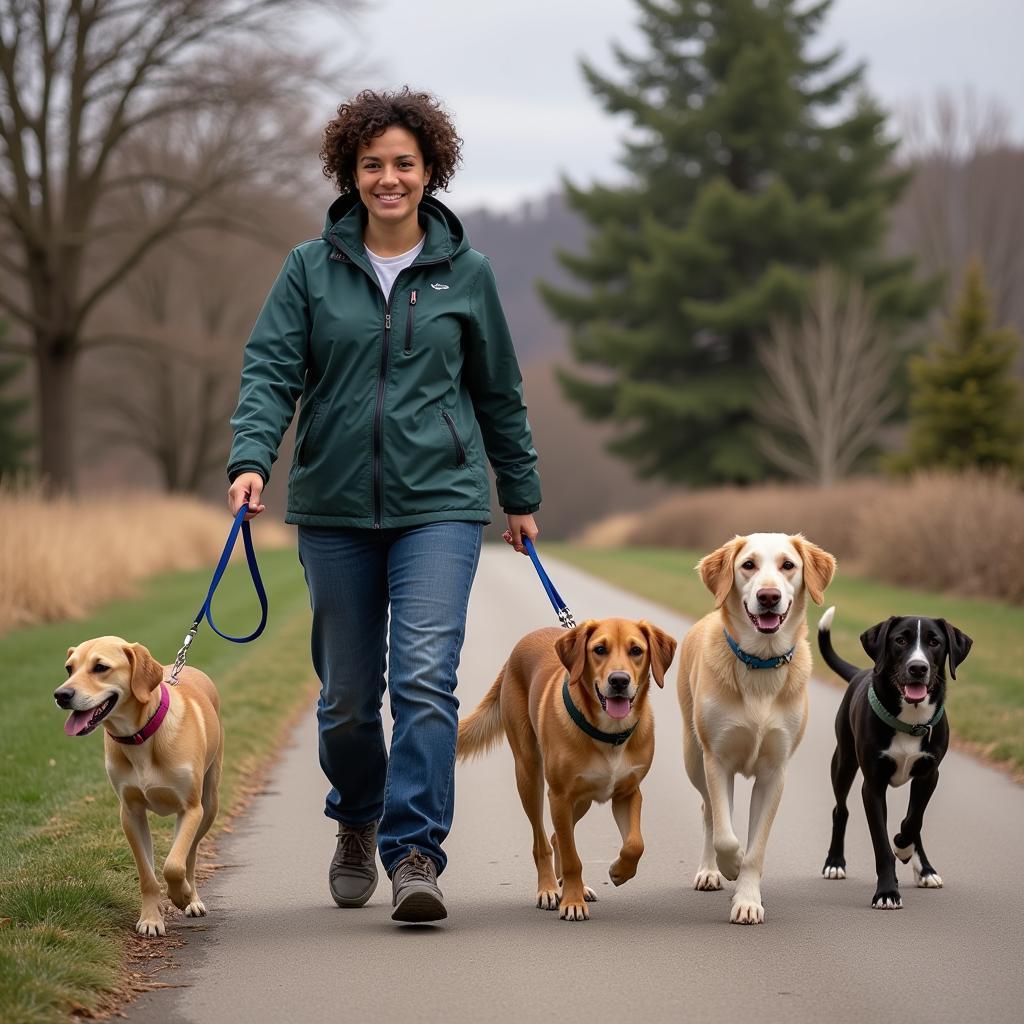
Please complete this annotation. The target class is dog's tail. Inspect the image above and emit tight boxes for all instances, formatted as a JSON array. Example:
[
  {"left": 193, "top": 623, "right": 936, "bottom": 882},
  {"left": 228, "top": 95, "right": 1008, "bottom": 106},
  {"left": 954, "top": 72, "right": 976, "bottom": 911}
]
[
  {"left": 456, "top": 664, "right": 506, "bottom": 761},
  {"left": 816, "top": 606, "right": 861, "bottom": 684}
]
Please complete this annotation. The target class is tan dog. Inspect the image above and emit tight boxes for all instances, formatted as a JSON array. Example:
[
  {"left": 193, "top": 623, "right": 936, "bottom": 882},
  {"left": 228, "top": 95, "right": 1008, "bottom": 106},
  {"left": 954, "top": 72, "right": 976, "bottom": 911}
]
[
  {"left": 54, "top": 637, "right": 224, "bottom": 937},
  {"left": 458, "top": 618, "right": 676, "bottom": 921},
  {"left": 678, "top": 534, "right": 836, "bottom": 924}
]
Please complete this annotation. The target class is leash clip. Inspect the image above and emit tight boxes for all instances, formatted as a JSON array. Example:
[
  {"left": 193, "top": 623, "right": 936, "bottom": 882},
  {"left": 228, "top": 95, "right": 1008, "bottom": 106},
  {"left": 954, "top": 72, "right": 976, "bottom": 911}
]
[{"left": 169, "top": 621, "right": 200, "bottom": 686}]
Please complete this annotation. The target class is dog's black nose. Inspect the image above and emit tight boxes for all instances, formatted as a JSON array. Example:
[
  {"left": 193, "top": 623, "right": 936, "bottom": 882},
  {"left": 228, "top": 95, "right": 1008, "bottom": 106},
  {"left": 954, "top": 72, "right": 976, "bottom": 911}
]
[
  {"left": 757, "top": 588, "right": 782, "bottom": 609},
  {"left": 607, "top": 672, "right": 631, "bottom": 695},
  {"left": 907, "top": 662, "right": 929, "bottom": 680},
  {"left": 54, "top": 687, "right": 75, "bottom": 709}
]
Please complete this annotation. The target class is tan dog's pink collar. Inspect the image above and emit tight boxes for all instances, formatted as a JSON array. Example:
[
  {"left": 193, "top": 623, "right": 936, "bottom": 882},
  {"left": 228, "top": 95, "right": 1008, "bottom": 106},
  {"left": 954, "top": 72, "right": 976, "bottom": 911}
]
[{"left": 111, "top": 683, "right": 170, "bottom": 745}]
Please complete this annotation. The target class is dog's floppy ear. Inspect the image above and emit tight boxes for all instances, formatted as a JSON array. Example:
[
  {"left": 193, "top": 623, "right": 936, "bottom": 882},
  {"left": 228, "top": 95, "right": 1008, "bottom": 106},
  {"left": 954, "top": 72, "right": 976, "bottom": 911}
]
[
  {"left": 555, "top": 621, "right": 598, "bottom": 688},
  {"left": 790, "top": 535, "right": 837, "bottom": 606},
  {"left": 937, "top": 620, "right": 973, "bottom": 680},
  {"left": 698, "top": 537, "right": 745, "bottom": 609},
  {"left": 639, "top": 621, "right": 677, "bottom": 688},
  {"left": 124, "top": 642, "right": 164, "bottom": 703},
  {"left": 860, "top": 617, "right": 897, "bottom": 670}
]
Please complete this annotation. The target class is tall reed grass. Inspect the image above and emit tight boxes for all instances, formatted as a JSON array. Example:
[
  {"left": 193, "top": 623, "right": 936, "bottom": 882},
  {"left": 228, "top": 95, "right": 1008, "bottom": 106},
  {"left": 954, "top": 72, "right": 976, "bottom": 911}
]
[
  {"left": 0, "top": 482, "right": 293, "bottom": 635},
  {"left": 577, "top": 471, "right": 1024, "bottom": 604}
]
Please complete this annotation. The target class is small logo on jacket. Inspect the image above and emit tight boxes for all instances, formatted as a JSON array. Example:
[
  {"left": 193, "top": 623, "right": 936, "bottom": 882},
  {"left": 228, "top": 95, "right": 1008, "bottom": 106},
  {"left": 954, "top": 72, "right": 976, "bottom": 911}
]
[{"left": 430, "top": 282, "right": 450, "bottom": 290}]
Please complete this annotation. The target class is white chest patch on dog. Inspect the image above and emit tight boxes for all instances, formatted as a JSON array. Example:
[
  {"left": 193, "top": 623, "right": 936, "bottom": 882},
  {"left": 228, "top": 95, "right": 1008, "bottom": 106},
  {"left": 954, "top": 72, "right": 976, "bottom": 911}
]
[
  {"left": 578, "top": 747, "right": 644, "bottom": 803},
  {"left": 883, "top": 732, "right": 930, "bottom": 788}
]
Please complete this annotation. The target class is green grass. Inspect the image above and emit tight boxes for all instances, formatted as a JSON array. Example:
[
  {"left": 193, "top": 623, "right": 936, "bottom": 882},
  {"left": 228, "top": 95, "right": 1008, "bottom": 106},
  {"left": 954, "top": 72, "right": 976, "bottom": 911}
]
[
  {"left": 0, "top": 548, "right": 314, "bottom": 1024},
  {"left": 546, "top": 544, "right": 1024, "bottom": 774}
]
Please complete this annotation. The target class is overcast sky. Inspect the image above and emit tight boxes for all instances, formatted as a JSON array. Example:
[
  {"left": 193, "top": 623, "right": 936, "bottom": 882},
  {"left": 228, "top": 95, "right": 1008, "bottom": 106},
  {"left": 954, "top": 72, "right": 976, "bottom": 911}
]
[{"left": 305, "top": 0, "right": 1023, "bottom": 212}]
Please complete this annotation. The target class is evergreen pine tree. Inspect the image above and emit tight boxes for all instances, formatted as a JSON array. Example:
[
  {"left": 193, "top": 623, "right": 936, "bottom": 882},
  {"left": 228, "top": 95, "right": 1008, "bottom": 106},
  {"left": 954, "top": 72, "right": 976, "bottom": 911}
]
[
  {"left": 541, "top": 0, "right": 933, "bottom": 484},
  {"left": 0, "top": 321, "right": 32, "bottom": 481},
  {"left": 898, "top": 261, "right": 1023, "bottom": 472}
]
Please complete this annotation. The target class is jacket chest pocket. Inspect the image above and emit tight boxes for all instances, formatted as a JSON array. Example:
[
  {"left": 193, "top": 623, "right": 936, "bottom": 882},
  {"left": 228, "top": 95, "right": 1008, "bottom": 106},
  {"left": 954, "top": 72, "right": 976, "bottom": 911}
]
[{"left": 403, "top": 289, "right": 417, "bottom": 353}]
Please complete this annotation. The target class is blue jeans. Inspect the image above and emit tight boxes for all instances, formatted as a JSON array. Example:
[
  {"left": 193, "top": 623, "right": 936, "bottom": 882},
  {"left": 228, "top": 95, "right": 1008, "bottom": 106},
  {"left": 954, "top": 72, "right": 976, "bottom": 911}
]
[{"left": 297, "top": 521, "right": 483, "bottom": 876}]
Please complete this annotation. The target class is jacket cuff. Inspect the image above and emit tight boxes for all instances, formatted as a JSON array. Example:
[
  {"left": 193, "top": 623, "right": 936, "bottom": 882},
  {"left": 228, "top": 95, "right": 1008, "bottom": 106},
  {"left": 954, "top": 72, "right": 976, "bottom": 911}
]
[
  {"left": 227, "top": 464, "right": 268, "bottom": 484},
  {"left": 503, "top": 503, "right": 540, "bottom": 516}
]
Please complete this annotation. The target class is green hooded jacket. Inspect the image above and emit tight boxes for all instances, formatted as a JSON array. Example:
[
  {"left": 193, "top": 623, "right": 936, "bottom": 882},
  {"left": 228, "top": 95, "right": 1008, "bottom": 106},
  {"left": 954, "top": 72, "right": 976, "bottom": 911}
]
[{"left": 227, "top": 194, "right": 541, "bottom": 528}]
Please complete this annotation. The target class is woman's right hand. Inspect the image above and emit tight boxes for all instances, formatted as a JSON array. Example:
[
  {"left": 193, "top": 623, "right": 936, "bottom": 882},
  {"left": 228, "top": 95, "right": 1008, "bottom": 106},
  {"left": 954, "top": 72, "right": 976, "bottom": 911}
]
[{"left": 228, "top": 472, "right": 266, "bottom": 520}]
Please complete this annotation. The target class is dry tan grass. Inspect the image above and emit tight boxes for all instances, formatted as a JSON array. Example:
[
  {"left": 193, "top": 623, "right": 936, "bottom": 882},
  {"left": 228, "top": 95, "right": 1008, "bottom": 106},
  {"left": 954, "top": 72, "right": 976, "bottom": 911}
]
[
  {"left": 581, "top": 472, "right": 1024, "bottom": 603},
  {"left": 0, "top": 482, "right": 293, "bottom": 634},
  {"left": 612, "top": 478, "right": 888, "bottom": 559},
  {"left": 854, "top": 471, "right": 1024, "bottom": 602}
]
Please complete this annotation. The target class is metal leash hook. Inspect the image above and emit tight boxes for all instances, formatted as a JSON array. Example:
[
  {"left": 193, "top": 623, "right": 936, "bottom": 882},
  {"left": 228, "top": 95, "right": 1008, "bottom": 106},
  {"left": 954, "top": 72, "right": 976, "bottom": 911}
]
[{"left": 168, "top": 620, "right": 200, "bottom": 686}]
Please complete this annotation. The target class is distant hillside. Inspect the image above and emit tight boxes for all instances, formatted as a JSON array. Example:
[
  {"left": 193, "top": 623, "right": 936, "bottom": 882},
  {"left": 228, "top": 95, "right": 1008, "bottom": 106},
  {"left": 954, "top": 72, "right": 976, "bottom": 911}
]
[{"left": 460, "top": 194, "right": 585, "bottom": 364}]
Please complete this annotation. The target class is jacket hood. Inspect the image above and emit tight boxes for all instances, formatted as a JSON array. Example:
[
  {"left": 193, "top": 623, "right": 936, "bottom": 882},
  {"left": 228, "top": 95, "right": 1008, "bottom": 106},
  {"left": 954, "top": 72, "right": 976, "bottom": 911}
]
[{"left": 321, "top": 192, "right": 470, "bottom": 265}]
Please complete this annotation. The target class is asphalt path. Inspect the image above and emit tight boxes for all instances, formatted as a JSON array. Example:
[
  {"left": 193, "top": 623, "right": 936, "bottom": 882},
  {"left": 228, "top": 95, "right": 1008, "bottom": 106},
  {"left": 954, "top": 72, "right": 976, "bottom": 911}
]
[{"left": 125, "top": 546, "right": 1024, "bottom": 1023}]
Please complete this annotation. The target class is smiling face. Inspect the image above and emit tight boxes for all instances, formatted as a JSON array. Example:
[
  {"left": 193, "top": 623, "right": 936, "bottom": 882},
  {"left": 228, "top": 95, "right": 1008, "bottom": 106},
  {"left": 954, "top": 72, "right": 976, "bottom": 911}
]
[
  {"left": 699, "top": 533, "right": 836, "bottom": 638},
  {"left": 861, "top": 616, "right": 973, "bottom": 706},
  {"left": 555, "top": 619, "right": 676, "bottom": 724},
  {"left": 54, "top": 637, "right": 163, "bottom": 737},
  {"left": 354, "top": 125, "right": 431, "bottom": 233}
]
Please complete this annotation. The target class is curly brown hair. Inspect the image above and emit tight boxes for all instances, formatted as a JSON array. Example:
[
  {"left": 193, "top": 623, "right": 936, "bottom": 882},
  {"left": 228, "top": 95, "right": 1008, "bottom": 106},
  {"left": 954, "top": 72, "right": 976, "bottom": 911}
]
[{"left": 320, "top": 87, "right": 463, "bottom": 195}]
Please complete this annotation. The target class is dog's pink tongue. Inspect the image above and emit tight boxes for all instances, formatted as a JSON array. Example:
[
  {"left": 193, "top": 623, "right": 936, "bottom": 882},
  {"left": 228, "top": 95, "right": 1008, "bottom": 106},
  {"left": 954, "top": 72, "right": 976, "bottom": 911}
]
[
  {"left": 904, "top": 682, "right": 928, "bottom": 703},
  {"left": 757, "top": 613, "right": 781, "bottom": 631},
  {"left": 605, "top": 697, "right": 632, "bottom": 720},
  {"left": 65, "top": 710, "right": 93, "bottom": 736}
]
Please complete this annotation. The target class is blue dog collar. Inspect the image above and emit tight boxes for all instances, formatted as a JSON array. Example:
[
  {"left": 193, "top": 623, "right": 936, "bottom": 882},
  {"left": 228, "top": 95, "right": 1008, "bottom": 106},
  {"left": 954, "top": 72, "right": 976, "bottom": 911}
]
[{"left": 723, "top": 629, "right": 795, "bottom": 670}]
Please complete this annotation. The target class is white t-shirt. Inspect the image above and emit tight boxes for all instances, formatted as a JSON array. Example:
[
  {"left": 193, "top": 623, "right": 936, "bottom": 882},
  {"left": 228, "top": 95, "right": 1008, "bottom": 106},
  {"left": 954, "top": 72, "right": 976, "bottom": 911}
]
[{"left": 365, "top": 236, "right": 426, "bottom": 300}]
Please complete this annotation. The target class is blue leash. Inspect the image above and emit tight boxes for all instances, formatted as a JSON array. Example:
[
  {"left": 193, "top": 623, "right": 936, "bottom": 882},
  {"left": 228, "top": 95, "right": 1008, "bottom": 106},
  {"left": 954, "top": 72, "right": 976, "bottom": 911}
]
[
  {"left": 169, "top": 504, "right": 268, "bottom": 683},
  {"left": 523, "top": 537, "right": 576, "bottom": 629}
]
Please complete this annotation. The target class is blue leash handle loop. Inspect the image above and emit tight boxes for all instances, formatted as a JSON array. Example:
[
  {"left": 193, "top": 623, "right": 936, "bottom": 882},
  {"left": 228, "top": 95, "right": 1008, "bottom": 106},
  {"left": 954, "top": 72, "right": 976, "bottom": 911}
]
[
  {"left": 523, "top": 537, "right": 576, "bottom": 629},
  {"left": 170, "top": 504, "right": 268, "bottom": 683}
]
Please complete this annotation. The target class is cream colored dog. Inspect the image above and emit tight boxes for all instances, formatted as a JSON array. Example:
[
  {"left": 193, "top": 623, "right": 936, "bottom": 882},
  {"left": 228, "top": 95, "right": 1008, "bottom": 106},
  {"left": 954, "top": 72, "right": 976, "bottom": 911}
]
[
  {"left": 678, "top": 533, "right": 836, "bottom": 924},
  {"left": 54, "top": 637, "right": 224, "bottom": 937}
]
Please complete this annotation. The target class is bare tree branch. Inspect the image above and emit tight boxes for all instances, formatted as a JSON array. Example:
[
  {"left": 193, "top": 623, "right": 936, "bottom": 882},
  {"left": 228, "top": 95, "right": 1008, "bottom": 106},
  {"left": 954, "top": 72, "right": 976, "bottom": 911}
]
[{"left": 756, "top": 267, "right": 896, "bottom": 485}]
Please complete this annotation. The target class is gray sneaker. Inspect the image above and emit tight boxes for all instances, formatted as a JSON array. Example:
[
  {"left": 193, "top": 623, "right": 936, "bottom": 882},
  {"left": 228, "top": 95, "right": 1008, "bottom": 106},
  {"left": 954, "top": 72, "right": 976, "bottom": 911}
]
[
  {"left": 391, "top": 849, "right": 447, "bottom": 923},
  {"left": 329, "top": 821, "right": 378, "bottom": 908}
]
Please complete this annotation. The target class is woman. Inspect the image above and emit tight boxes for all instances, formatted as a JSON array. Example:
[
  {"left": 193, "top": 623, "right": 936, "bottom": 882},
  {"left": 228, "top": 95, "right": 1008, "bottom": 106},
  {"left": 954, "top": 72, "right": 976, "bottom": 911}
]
[{"left": 226, "top": 88, "right": 541, "bottom": 923}]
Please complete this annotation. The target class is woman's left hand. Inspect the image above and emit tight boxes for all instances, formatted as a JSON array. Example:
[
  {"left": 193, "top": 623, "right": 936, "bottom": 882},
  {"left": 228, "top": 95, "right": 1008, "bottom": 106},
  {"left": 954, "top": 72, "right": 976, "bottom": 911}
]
[{"left": 503, "top": 514, "right": 539, "bottom": 555}]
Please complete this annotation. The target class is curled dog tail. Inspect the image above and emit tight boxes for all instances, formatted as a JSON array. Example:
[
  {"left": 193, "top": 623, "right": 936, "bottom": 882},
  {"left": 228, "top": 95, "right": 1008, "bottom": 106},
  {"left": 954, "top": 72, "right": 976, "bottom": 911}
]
[
  {"left": 817, "top": 606, "right": 861, "bottom": 684},
  {"left": 456, "top": 665, "right": 506, "bottom": 761}
]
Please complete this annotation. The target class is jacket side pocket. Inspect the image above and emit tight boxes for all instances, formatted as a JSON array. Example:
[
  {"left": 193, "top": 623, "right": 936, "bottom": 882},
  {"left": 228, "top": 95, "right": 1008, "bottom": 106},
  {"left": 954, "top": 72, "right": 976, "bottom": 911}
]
[{"left": 441, "top": 409, "right": 467, "bottom": 468}]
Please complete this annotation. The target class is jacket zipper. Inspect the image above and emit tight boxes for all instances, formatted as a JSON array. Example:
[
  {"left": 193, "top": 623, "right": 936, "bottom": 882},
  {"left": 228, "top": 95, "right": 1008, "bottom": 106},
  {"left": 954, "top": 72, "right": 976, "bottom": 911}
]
[
  {"left": 404, "top": 290, "right": 417, "bottom": 354},
  {"left": 372, "top": 305, "right": 392, "bottom": 528},
  {"left": 328, "top": 245, "right": 449, "bottom": 529},
  {"left": 441, "top": 410, "right": 467, "bottom": 467}
]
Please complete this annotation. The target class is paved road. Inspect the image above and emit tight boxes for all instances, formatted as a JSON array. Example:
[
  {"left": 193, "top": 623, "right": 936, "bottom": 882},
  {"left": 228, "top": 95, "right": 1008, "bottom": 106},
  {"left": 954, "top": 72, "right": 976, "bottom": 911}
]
[{"left": 126, "top": 547, "right": 1024, "bottom": 1024}]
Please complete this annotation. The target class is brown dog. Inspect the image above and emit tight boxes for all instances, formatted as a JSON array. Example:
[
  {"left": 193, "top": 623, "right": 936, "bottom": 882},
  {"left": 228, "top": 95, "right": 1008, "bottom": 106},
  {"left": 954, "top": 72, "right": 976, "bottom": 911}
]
[
  {"left": 457, "top": 618, "right": 676, "bottom": 921},
  {"left": 678, "top": 533, "right": 835, "bottom": 924},
  {"left": 54, "top": 637, "right": 224, "bottom": 937}
]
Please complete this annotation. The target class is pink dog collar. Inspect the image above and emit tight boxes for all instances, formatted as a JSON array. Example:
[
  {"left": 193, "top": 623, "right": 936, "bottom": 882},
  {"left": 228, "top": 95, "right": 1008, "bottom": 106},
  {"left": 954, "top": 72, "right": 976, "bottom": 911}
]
[{"left": 111, "top": 683, "right": 170, "bottom": 745}]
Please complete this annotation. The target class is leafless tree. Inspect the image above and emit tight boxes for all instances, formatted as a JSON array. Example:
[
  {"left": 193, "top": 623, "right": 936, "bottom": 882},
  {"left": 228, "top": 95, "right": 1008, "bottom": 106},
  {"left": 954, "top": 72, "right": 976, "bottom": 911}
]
[
  {"left": 891, "top": 90, "right": 1024, "bottom": 333},
  {"left": 756, "top": 268, "right": 898, "bottom": 486},
  {"left": 0, "top": 0, "right": 358, "bottom": 490}
]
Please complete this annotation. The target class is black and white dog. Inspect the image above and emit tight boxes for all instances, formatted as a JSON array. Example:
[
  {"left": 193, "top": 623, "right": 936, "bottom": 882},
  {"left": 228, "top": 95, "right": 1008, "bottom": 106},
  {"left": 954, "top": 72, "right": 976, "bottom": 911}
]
[{"left": 817, "top": 607, "right": 972, "bottom": 909}]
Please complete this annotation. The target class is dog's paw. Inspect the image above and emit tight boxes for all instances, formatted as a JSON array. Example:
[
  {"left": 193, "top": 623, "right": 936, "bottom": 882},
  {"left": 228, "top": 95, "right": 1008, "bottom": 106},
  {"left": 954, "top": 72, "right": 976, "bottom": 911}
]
[
  {"left": 136, "top": 913, "right": 166, "bottom": 937},
  {"left": 694, "top": 868, "right": 723, "bottom": 891},
  {"left": 583, "top": 885, "right": 598, "bottom": 902},
  {"left": 609, "top": 857, "right": 637, "bottom": 887},
  {"left": 730, "top": 895, "right": 765, "bottom": 925},
  {"left": 184, "top": 897, "right": 207, "bottom": 918},
  {"left": 559, "top": 898, "right": 590, "bottom": 922},
  {"left": 822, "top": 856, "right": 846, "bottom": 880},
  {"left": 537, "top": 888, "right": 559, "bottom": 910},
  {"left": 165, "top": 878, "right": 193, "bottom": 911},
  {"left": 871, "top": 889, "right": 903, "bottom": 909},
  {"left": 914, "top": 866, "right": 943, "bottom": 889},
  {"left": 714, "top": 840, "right": 743, "bottom": 881},
  {"left": 892, "top": 834, "right": 914, "bottom": 863}
]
